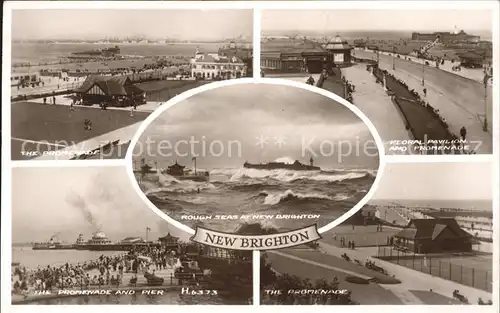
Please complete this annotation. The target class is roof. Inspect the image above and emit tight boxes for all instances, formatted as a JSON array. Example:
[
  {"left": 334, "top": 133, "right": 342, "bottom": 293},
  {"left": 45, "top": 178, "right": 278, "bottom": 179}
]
[
  {"left": 158, "top": 233, "right": 179, "bottom": 241},
  {"left": 219, "top": 47, "right": 252, "bottom": 60},
  {"left": 324, "top": 35, "right": 352, "bottom": 51},
  {"left": 121, "top": 237, "right": 144, "bottom": 243},
  {"left": 168, "top": 161, "right": 185, "bottom": 169},
  {"left": 193, "top": 53, "right": 244, "bottom": 64},
  {"left": 262, "top": 38, "right": 327, "bottom": 54},
  {"left": 458, "top": 52, "right": 484, "bottom": 60},
  {"left": 261, "top": 51, "right": 282, "bottom": 59},
  {"left": 394, "top": 218, "right": 472, "bottom": 240},
  {"left": 75, "top": 75, "right": 143, "bottom": 96}
]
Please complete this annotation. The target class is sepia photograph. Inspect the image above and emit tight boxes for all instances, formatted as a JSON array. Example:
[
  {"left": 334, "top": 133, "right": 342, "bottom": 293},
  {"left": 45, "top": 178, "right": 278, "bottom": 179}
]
[
  {"left": 260, "top": 161, "right": 493, "bottom": 305},
  {"left": 261, "top": 9, "right": 494, "bottom": 154},
  {"left": 10, "top": 9, "right": 253, "bottom": 161},
  {"left": 131, "top": 82, "right": 380, "bottom": 234},
  {"left": 11, "top": 167, "right": 253, "bottom": 305}
]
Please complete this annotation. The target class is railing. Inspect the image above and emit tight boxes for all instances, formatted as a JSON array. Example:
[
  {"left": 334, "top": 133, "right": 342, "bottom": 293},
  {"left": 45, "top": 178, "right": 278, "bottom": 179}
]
[{"left": 376, "top": 246, "right": 492, "bottom": 292}]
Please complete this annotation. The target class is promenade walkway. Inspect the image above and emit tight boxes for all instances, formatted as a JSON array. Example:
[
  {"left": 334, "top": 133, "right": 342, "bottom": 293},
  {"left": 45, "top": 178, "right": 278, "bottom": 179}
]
[
  {"left": 317, "top": 241, "right": 493, "bottom": 303},
  {"left": 267, "top": 73, "right": 321, "bottom": 84},
  {"left": 354, "top": 50, "right": 492, "bottom": 153},
  {"left": 383, "top": 66, "right": 492, "bottom": 154},
  {"left": 34, "top": 120, "right": 143, "bottom": 160},
  {"left": 12, "top": 267, "right": 179, "bottom": 304},
  {"left": 342, "top": 64, "right": 411, "bottom": 154},
  {"left": 266, "top": 250, "right": 404, "bottom": 305}
]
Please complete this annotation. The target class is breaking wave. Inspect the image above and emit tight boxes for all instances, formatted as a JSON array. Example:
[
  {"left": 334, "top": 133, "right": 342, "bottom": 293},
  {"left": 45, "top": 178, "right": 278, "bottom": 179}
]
[
  {"left": 262, "top": 189, "right": 352, "bottom": 205},
  {"left": 210, "top": 168, "right": 375, "bottom": 184}
]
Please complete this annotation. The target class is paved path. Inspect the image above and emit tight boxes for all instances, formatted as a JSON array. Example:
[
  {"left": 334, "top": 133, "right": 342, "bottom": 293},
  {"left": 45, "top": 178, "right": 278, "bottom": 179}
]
[
  {"left": 353, "top": 50, "right": 492, "bottom": 153},
  {"left": 343, "top": 64, "right": 411, "bottom": 154},
  {"left": 268, "top": 74, "right": 321, "bottom": 84},
  {"left": 318, "top": 241, "right": 493, "bottom": 303},
  {"left": 34, "top": 120, "right": 143, "bottom": 160},
  {"left": 383, "top": 285, "right": 423, "bottom": 304}
]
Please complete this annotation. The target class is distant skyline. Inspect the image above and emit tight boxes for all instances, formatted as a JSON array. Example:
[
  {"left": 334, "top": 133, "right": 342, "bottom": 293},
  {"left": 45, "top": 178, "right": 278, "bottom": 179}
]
[
  {"left": 371, "top": 162, "right": 492, "bottom": 201},
  {"left": 262, "top": 9, "right": 493, "bottom": 34},
  {"left": 12, "top": 167, "right": 191, "bottom": 244},
  {"left": 12, "top": 10, "right": 253, "bottom": 41}
]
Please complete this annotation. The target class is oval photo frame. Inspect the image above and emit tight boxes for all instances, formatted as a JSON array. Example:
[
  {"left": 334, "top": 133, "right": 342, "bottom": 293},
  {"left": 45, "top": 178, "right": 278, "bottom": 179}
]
[{"left": 125, "top": 77, "right": 386, "bottom": 239}]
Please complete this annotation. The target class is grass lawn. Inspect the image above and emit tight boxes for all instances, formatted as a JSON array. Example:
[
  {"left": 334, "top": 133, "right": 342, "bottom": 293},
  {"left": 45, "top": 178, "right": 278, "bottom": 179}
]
[
  {"left": 137, "top": 80, "right": 208, "bottom": 102},
  {"left": 11, "top": 102, "right": 149, "bottom": 159},
  {"left": 280, "top": 249, "right": 401, "bottom": 284},
  {"left": 263, "top": 251, "right": 403, "bottom": 305}
]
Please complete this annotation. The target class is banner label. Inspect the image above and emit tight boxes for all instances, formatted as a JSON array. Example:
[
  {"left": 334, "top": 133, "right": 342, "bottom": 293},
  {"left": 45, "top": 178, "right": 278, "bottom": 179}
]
[{"left": 191, "top": 225, "right": 321, "bottom": 250}]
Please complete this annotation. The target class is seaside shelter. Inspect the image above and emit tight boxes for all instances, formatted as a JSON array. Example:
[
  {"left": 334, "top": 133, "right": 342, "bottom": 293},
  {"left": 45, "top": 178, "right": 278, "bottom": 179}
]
[
  {"left": 74, "top": 75, "right": 145, "bottom": 106},
  {"left": 158, "top": 233, "right": 180, "bottom": 250},
  {"left": 392, "top": 218, "right": 473, "bottom": 254},
  {"left": 457, "top": 52, "right": 484, "bottom": 69},
  {"left": 261, "top": 37, "right": 331, "bottom": 74},
  {"left": 324, "top": 35, "right": 353, "bottom": 66}
]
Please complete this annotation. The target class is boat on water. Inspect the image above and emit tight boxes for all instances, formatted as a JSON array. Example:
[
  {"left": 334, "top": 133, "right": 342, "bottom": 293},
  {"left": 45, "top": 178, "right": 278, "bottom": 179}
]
[
  {"left": 161, "top": 158, "right": 209, "bottom": 182},
  {"left": 32, "top": 235, "right": 74, "bottom": 250},
  {"left": 135, "top": 158, "right": 209, "bottom": 182},
  {"left": 74, "top": 232, "right": 159, "bottom": 251},
  {"left": 71, "top": 45, "right": 120, "bottom": 56},
  {"left": 244, "top": 157, "right": 320, "bottom": 171}
]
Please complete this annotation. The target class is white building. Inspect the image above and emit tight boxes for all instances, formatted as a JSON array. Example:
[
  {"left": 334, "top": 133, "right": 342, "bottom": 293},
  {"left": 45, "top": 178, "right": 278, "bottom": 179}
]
[{"left": 191, "top": 50, "right": 247, "bottom": 80}]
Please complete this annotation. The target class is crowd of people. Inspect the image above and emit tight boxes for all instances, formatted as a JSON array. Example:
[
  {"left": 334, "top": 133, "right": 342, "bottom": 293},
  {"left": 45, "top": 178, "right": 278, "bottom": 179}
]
[
  {"left": 11, "top": 245, "right": 183, "bottom": 297},
  {"left": 315, "top": 68, "right": 356, "bottom": 103}
]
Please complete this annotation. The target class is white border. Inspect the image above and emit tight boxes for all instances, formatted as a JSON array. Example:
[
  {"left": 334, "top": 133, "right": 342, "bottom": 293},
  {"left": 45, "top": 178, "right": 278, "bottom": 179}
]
[
  {"left": 2, "top": 1, "right": 499, "bottom": 312},
  {"left": 124, "top": 77, "right": 387, "bottom": 236}
]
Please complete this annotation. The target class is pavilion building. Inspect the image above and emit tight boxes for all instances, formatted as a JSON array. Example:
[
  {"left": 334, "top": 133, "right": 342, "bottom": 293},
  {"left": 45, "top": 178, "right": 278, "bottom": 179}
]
[
  {"left": 74, "top": 75, "right": 145, "bottom": 106},
  {"left": 190, "top": 50, "right": 247, "bottom": 80},
  {"left": 324, "top": 35, "right": 353, "bottom": 67},
  {"left": 392, "top": 218, "right": 473, "bottom": 254},
  {"left": 261, "top": 38, "right": 331, "bottom": 74}
]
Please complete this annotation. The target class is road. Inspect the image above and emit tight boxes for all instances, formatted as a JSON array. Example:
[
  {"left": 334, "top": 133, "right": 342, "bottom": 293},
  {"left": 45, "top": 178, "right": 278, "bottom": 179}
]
[{"left": 353, "top": 50, "right": 492, "bottom": 153}]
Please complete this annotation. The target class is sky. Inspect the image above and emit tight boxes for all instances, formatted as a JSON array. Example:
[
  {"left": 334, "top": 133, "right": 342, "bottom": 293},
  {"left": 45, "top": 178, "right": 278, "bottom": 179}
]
[
  {"left": 12, "top": 167, "right": 191, "bottom": 244},
  {"left": 371, "top": 162, "right": 493, "bottom": 201},
  {"left": 12, "top": 10, "right": 253, "bottom": 41},
  {"left": 134, "top": 84, "right": 379, "bottom": 171},
  {"left": 262, "top": 9, "right": 493, "bottom": 34}
]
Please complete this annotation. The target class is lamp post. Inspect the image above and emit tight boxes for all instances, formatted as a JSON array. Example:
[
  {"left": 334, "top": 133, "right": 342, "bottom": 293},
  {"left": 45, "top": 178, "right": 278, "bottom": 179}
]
[
  {"left": 483, "top": 73, "right": 491, "bottom": 132},
  {"left": 421, "top": 61, "right": 425, "bottom": 86}
]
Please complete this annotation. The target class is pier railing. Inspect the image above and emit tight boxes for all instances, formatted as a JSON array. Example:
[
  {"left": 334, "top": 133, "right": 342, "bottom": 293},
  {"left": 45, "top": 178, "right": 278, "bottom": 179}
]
[{"left": 376, "top": 247, "right": 492, "bottom": 292}]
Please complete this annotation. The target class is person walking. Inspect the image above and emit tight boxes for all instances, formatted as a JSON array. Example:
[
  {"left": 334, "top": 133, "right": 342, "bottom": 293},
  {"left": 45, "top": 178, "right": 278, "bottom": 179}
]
[
  {"left": 423, "top": 88, "right": 427, "bottom": 97},
  {"left": 460, "top": 126, "right": 467, "bottom": 141}
]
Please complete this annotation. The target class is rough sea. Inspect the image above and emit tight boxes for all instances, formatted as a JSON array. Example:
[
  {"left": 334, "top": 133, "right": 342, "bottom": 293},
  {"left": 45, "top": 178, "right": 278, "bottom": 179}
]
[{"left": 142, "top": 167, "right": 376, "bottom": 232}]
